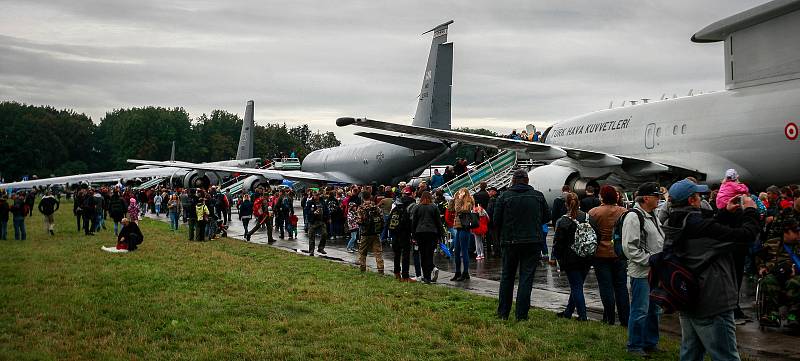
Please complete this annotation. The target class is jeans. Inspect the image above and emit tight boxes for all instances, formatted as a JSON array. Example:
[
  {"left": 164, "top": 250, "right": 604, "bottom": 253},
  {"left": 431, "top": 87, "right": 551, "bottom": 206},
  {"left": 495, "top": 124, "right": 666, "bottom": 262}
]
[
  {"left": 82, "top": 213, "right": 93, "bottom": 234},
  {"left": 95, "top": 213, "right": 104, "bottom": 232},
  {"left": 114, "top": 221, "right": 120, "bottom": 235},
  {"left": 497, "top": 243, "right": 543, "bottom": 320},
  {"left": 380, "top": 215, "right": 390, "bottom": 241},
  {"left": 1, "top": 220, "right": 8, "bottom": 240},
  {"left": 393, "top": 236, "right": 412, "bottom": 278},
  {"left": 169, "top": 212, "right": 179, "bottom": 230},
  {"left": 155, "top": 204, "right": 161, "bottom": 216},
  {"left": 628, "top": 277, "right": 661, "bottom": 352},
  {"left": 13, "top": 216, "right": 26, "bottom": 240},
  {"left": 679, "top": 310, "right": 740, "bottom": 361},
  {"left": 347, "top": 229, "right": 359, "bottom": 250},
  {"left": 454, "top": 229, "right": 471, "bottom": 275},
  {"left": 564, "top": 268, "right": 590, "bottom": 320},
  {"left": 594, "top": 257, "right": 630, "bottom": 325}
]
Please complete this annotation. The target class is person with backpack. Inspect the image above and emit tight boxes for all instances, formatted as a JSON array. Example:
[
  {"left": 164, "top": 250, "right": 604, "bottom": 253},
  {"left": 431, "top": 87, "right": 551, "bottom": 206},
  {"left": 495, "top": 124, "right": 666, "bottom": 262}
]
[
  {"left": 38, "top": 191, "right": 60, "bottom": 236},
  {"left": 357, "top": 190, "right": 385, "bottom": 273},
  {"left": 412, "top": 191, "right": 443, "bottom": 283},
  {"left": 239, "top": 194, "right": 254, "bottom": 236},
  {"left": 326, "top": 192, "right": 343, "bottom": 240},
  {"left": 389, "top": 186, "right": 416, "bottom": 281},
  {"left": 277, "top": 190, "right": 294, "bottom": 239},
  {"left": 305, "top": 192, "right": 329, "bottom": 256},
  {"left": 659, "top": 179, "right": 759, "bottom": 360},
  {"left": 588, "top": 185, "right": 630, "bottom": 326},
  {"left": 81, "top": 189, "right": 97, "bottom": 236},
  {"left": 493, "top": 170, "right": 550, "bottom": 321},
  {"left": 622, "top": 182, "right": 665, "bottom": 357},
  {"left": 451, "top": 187, "right": 476, "bottom": 281},
  {"left": 107, "top": 191, "right": 127, "bottom": 235},
  {"left": 552, "top": 192, "right": 594, "bottom": 321}
]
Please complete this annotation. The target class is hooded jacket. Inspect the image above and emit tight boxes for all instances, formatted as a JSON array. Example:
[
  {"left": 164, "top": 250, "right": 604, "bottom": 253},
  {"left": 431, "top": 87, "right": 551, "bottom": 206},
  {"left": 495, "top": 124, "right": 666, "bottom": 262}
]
[
  {"left": 492, "top": 183, "right": 550, "bottom": 245},
  {"left": 664, "top": 206, "right": 760, "bottom": 318},
  {"left": 38, "top": 195, "right": 59, "bottom": 216}
]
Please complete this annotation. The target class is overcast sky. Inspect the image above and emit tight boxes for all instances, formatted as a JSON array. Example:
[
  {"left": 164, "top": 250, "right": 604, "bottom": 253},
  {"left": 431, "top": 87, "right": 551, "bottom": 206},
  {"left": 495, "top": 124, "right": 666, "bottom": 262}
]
[{"left": 0, "top": 0, "right": 765, "bottom": 144}]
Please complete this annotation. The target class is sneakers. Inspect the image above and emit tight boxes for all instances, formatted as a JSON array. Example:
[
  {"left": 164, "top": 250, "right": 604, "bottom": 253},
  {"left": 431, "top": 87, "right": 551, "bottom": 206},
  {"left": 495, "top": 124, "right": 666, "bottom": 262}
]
[
  {"left": 432, "top": 268, "right": 439, "bottom": 282},
  {"left": 317, "top": 249, "right": 327, "bottom": 255}
]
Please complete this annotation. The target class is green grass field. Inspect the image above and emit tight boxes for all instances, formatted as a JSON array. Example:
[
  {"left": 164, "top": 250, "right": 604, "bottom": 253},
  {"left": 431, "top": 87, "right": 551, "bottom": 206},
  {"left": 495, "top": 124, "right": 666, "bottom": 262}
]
[{"left": 0, "top": 205, "right": 680, "bottom": 360}]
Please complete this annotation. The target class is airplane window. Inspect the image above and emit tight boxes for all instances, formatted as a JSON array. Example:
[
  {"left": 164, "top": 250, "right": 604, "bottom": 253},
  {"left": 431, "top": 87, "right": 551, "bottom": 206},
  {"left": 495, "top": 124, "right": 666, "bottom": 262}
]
[
  {"left": 681, "top": 124, "right": 687, "bottom": 134},
  {"left": 673, "top": 125, "right": 677, "bottom": 135},
  {"left": 656, "top": 127, "right": 661, "bottom": 137}
]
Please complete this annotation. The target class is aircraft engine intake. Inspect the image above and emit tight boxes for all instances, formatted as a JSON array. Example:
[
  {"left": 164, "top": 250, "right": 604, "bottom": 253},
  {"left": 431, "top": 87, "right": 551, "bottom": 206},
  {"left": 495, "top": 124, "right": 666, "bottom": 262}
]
[
  {"left": 241, "top": 175, "right": 269, "bottom": 193},
  {"left": 183, "top": 171, "right": 217, "bottom": 189},
  {"left": 529, "top": 164, "right": 578, "bottom": 206}
]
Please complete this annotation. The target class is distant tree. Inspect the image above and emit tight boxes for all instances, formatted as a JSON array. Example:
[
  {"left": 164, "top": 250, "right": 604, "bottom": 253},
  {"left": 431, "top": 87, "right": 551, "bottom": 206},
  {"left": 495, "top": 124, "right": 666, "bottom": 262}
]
[{"left": 439, "top": 127, "right": 500, "bottom": 165}]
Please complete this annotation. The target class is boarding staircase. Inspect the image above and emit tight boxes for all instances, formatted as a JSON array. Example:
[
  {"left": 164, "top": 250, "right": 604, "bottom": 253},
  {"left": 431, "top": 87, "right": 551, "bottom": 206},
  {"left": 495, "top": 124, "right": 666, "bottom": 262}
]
[
  {"left": 133, "top": 177, "right": 165, "bottom": 190},
  {"left": 437, "top": 151, "right": 518, "bottom": 195}
]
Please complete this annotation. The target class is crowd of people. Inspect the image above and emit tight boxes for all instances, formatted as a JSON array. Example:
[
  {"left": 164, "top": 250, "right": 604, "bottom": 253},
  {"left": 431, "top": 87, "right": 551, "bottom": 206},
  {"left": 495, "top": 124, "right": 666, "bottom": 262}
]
[{"left": 3, "top": 162, "right": 799, "bottom": 360}]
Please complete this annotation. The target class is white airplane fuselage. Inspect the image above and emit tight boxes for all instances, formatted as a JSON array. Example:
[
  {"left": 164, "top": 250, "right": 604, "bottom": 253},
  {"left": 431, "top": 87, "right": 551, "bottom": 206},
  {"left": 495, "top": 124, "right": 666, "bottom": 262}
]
[{"left": 544, "top": 78, "right": 800, "bottom": 188}]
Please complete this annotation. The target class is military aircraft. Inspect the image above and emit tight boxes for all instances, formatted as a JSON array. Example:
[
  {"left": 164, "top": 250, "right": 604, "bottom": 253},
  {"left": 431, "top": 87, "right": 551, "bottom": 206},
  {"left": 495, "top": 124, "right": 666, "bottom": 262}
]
[
  {"left": 0, "top": 101, "right": 261, "bottom": 191},
  {"left": 129, "top": 21, "right": 458, "bottom": 189},
  {"left": 337, "top": 0, "right": 800, "bottom": 204}
]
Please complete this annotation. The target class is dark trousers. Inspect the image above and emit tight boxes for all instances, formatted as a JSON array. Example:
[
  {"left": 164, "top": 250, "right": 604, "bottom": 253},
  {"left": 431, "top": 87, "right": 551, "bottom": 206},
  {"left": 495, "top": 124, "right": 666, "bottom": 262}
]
[
  {"left": 594, "top": 257, "right": 630, "bottom": 325},
  {"left": 242, "top": 217, "right": 251, "bottom": 236},
  {"left": 392, "top": 235, "right": 412, "bottom": 278},
  {"left": 308, "top": 221, "right": 328, "bottom": 253},
  {"left": 196, "top": 220, "right": 207, "bottom": 241},
  {"left": 76, "top": 214, "right": 82, "bottom": 232},
  {"left": 82, "top": 213, "right": 94, "bottom": 234},
  {"left": 187, "top": 219, "right": 196, "bottom": 240},
  {"left": 245, "top": 215, "right": 274, "bottom": 242},
  {"left": 497, "top": 243, "right": 543, "bottom": 320},
  {"left": 416, "top": 232, "right": 438, "bottom": 281}
]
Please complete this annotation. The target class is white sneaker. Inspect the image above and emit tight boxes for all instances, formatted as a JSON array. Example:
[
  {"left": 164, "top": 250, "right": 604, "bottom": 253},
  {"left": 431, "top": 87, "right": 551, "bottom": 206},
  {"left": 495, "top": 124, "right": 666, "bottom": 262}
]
[{"left": 432, "top": 268, "right": 439, "bottom": 282}]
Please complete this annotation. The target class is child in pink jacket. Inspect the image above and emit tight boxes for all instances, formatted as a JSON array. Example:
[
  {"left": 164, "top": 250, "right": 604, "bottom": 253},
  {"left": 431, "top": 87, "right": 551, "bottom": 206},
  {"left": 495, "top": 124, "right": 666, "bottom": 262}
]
[{"left": 715, "top": 168, "right": 749, "bottom": 209}]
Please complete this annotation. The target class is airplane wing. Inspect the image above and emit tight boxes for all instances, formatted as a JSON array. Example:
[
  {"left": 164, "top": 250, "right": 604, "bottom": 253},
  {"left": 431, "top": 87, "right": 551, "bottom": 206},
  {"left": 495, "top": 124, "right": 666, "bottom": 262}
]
[
  {"left": 0, "top": 167, "right": 183, "bottom": 190},
  {"left": 336, "top": 117, "right": 674, "bottom": 175},
  {"left": 126, "top": 160, "right": 360, "bottom": 184}
]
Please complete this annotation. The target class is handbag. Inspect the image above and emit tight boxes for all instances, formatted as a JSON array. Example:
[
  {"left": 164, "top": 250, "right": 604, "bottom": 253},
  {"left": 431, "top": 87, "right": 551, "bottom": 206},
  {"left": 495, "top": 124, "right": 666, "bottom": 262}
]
[{"left": 458, "top": 212, "right": 480, "bottom": 229}]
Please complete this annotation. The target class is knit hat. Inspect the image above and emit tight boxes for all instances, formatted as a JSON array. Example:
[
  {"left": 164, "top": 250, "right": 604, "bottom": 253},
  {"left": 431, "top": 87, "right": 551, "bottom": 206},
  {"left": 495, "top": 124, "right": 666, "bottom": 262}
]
[{"left": 724, "top": 168, "right": 738, "bottom": 180}]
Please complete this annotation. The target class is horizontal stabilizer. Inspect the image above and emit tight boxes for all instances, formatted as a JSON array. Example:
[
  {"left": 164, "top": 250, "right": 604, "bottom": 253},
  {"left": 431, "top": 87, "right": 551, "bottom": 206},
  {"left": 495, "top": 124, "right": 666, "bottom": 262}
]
[{"left": 354, "top": 132, "right": 443, "bottom": 150}]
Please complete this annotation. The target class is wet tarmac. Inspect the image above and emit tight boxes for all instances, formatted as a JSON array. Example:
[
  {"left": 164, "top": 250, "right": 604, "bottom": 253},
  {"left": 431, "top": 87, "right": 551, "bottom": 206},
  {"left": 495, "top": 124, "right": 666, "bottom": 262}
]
[{"left": 146, "top": 206, "right": 800, "bottom": 360}]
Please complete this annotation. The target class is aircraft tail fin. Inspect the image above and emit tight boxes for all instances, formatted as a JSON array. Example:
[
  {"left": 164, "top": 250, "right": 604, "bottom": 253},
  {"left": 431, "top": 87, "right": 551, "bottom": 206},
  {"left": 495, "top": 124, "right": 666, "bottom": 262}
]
[
  {"left": 412, "top": 21, "right": 453, "bottom": 131},
  {"left": 236, "top": 100, "right": 255, "bottom": 160}
]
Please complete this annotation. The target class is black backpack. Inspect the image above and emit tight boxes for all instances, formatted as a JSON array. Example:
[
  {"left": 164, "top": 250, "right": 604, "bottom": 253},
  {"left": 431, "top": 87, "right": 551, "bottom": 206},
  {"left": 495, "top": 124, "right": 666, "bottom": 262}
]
[
  {"left": 648, "top": 211, "right": 708, "bottom": 314},
  {"left": 387, "top": 201, "right": 411, "bottom": 232},
  {"left": 611, "top": 209, "right": 646, "bottom": 260}
]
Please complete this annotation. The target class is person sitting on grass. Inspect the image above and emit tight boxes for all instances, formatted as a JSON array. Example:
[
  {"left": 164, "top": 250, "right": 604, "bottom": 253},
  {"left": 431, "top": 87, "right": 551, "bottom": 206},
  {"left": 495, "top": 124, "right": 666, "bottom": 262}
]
[{"left": 117, "top": 218, "right": 143, "bottom": 251}]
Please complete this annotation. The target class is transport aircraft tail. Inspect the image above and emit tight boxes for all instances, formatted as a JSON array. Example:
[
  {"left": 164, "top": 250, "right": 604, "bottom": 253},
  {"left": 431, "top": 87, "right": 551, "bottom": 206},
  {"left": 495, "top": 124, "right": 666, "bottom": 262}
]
[
  {"left": 412, "top": 20, "right": 453, "bottom": 131},
  {"left": 236, "top": 100, "right": 255, "bottom": 160}
]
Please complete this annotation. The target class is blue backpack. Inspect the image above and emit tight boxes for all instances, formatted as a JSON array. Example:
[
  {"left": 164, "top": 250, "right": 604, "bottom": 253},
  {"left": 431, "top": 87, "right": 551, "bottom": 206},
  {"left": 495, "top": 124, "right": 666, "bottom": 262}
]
[{"left": 610, "top": 209, "right": 645, "bottom": 260}]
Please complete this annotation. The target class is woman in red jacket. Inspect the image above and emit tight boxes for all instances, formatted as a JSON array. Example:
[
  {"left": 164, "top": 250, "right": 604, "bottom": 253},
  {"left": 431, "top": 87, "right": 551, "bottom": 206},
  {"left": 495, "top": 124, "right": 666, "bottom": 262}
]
[{"left": 471, "top": 204, "right": 490, "bottom": 260}]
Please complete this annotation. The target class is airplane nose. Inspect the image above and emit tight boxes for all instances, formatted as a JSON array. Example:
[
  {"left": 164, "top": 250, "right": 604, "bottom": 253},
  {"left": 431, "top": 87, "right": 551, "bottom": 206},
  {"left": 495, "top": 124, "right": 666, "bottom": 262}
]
[{"left": 336, "top": 117, "right": 356, "bottom": 127}]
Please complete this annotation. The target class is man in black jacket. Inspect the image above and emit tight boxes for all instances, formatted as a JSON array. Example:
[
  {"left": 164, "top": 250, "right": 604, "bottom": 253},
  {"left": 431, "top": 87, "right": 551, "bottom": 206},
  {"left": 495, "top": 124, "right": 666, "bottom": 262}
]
[
  {"left": 473, "top": 182, "right": 490, "bottom": 209},
  {"left": 550, "top": 185, "right": 571, "bottom": 225},
  {"left": 81, "top": 189, "right": 97, "bottom": 236},
  {"left": 391, "top": 187, "right": 416, "bottom": 281},
  {"left": 38, "top": 191, "right": 60, "bottom": 235},
  {"left": 493, "top": 169, "right": 550, "bottom": 320},
  {"left": 118, "top": 218, "right": 144, "bottom": 251},
  {"left": 663, "top": 179, "right": 760, "bottom": 361}
]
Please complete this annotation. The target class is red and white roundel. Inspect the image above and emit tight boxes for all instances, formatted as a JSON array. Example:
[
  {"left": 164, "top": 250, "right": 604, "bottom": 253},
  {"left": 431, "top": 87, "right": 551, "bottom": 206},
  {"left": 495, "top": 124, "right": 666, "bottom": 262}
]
[{"left": 786, "top": 122, "right": 798, "bottom": 140}]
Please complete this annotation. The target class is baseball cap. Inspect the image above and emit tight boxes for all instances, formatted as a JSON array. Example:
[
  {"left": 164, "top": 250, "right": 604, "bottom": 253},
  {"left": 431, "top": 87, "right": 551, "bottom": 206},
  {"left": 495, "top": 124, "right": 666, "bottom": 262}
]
[
  {"left": 402, "top": 186, "right": 413, "bottom": 195},
  {"left": 724, "top": 168, "right": 738, "bottom": 180},
  {"left": 668, "top": 179, "right": 709, "bottom": 202},
  {"left": 636, "top": 182, "right": 663, "bottom": 197}
]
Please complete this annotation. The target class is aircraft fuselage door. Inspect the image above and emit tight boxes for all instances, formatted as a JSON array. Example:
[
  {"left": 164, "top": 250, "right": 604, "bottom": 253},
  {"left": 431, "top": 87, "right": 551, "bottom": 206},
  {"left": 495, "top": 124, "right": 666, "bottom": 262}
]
[{"left": 645, "top": 123, "right": 656, "bottom": 149}]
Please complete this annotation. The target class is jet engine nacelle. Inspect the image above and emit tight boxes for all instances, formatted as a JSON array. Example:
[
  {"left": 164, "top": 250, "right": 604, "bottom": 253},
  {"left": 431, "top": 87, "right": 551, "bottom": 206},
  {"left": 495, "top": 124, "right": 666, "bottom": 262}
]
[
  {"left": 183, "top": 170, "right": 219, "bottom": 189},
  {"left": 528, "top": 164, "right": 579, "bottom": 207},
  {"left": 241, "top": 175, "right": 269, "bottom": 193},
  {"left": 529, "top": 164, "right": 602, "bottom": 206}
]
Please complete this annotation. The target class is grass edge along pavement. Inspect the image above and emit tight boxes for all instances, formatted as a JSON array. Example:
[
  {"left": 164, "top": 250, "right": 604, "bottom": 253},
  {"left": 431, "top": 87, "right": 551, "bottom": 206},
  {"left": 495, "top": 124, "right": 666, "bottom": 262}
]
[{"left": 0, "top": 206, "right": 680, "bottom": 360}]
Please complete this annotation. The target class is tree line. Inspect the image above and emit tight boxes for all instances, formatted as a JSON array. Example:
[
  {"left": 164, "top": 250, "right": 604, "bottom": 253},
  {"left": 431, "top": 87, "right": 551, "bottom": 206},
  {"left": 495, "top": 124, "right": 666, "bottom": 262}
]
[{"left": 0, "top": 101, "right": 340, "bottom": 182}]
